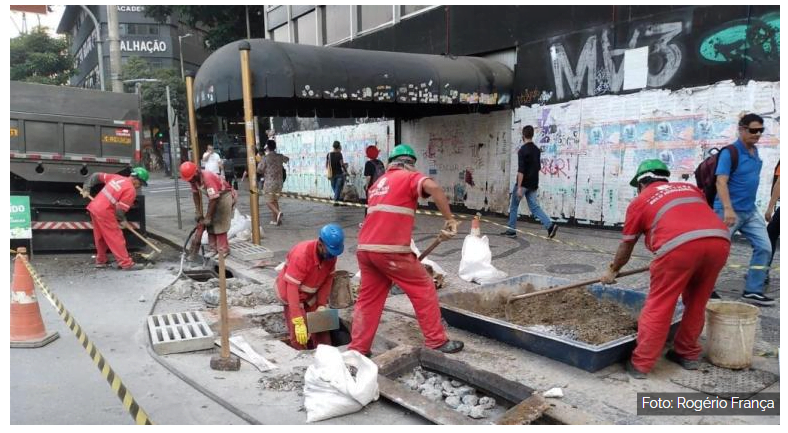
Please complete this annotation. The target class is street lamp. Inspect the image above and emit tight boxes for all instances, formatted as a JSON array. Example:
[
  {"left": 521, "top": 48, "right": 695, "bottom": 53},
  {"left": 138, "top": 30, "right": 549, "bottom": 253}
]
[
  {"left": 178, "top": 33, "right": 193, "bottom": 80},
  {"left": 123, "top": 78, "right": 183, "bottom": 229}
]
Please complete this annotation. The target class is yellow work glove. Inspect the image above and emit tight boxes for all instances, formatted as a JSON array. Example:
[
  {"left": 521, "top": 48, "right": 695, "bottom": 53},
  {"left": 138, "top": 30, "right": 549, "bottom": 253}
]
[{"left": 292, "top": 316, "right": 309, "bottom": 346}]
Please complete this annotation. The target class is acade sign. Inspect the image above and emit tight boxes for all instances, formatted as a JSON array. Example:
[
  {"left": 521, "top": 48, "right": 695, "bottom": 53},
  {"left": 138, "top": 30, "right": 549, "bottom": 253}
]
[
  {"left": 121, "top": 40, "right": 168, "bottom": 53},
  {"left": 117, "top": 6, "right": 145, "bottom": 12}
]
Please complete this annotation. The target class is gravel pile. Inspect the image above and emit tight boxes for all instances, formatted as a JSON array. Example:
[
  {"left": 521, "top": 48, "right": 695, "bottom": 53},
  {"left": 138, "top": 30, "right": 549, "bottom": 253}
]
[
  {"left": 398, "top": 367, "right": 500, "bottom": 419},
  {"left": 161, "top": 277, "right": 279, "bottom": 308}
]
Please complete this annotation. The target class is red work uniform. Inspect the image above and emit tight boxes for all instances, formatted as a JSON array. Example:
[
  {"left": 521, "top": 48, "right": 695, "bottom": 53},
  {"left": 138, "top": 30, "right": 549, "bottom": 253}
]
[
  {"left": 276, "top": 239, "right": 336, "bottom": 349},
  {"left": 348, "top": 167, "right": 448, "bottom": 355},
  {"left": 191, "top": 170, "right": 236, "bottom": 254},
  {"left": 622, "top": 181, "right": 731, "bottom": 372},
  {"left": 86, "top": 173, "right": 137, "bottom": 269}
]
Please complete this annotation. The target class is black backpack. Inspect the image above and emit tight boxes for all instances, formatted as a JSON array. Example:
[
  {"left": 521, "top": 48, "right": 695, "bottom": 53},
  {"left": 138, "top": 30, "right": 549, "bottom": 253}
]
[
  {"left": 370, "top": 159, "right": 385, "bottom": 185},
  {"left": 694, "top": 144, "right": 739, "bottom": 206}
]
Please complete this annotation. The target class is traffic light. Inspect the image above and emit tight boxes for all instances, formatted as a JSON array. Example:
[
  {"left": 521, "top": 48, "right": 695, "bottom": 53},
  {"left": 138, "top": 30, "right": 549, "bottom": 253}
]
[{"left": 156, "top": 131, "right": 165, "bottom": 139}]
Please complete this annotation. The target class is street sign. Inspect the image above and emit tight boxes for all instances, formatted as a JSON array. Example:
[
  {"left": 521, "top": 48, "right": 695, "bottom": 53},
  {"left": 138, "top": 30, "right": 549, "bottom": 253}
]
[{"left": 10, "top": 196, "right": 32, "bottom": 239}]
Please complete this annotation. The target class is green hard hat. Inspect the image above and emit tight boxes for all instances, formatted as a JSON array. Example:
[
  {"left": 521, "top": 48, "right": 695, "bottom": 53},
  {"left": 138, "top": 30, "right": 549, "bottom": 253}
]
[
  {"left": 131, "top": 167, "right": 149, "bottom": 186},
  {"left": 389, "top": 144, "right": 417, "bottom": 163},
  {"left": 630, "top": 159, "right": 670, "bottom": 187}
]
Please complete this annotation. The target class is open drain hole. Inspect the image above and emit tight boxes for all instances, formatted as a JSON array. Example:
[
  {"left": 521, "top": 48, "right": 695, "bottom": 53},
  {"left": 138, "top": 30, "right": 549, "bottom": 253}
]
[{"left": 252, "top": 311, "right": 351, "bottom": 348}]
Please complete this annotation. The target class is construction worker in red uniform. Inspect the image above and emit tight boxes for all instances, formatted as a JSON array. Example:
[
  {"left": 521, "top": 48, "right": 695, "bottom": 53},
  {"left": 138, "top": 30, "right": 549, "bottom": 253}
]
[
  {"left": 180, "top": 161, "right": 237, "bottom": 258},
  {"left": 601, "top": 159, "right": 731, "bottom": 379},
  {"left": 276, "top": 224, "right": 345, "bottom": 349},
  {"left": 81, "top": 167, "right": 149, "bottom": 271},
  {"left": 348, "top": 144, "right": 464, "bottom": 356}
]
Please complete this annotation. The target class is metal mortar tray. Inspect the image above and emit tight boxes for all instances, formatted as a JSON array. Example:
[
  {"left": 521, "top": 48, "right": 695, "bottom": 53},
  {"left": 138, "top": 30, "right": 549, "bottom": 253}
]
[{"left": 439, "top": 273, "right": 684, "bottom": 372}]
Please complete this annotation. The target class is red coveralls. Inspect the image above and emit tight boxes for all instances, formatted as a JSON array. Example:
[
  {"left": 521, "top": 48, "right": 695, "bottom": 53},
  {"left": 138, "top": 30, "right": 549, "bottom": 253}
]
[
  {"left": 86, "top": 173, "right": 137, "bottom": 269},
  {"left": 622, "top": 181, "right": 731, "bottom": 372},
  {"left": 191, "top": 170, "right": 235, "bottom": 254},
  {"left": 276, "top": 239, "right": 336, "bottom": 349},
  {"left": 348, "top": 167, "right": 448, "bottom": 354}
]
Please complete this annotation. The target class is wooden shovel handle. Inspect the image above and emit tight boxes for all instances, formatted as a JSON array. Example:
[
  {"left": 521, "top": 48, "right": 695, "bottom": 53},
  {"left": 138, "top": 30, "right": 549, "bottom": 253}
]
[
  {"left": 507, "top": 265, "right": 650, "bottom": 303},
  {"left": 417, "top": 236, "right": 443, "bottom": 261}
]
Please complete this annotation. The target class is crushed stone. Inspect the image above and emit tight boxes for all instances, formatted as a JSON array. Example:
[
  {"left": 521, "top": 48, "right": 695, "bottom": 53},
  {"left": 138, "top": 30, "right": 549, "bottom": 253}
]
[{"left": 160, "top": 277, "right": 280, "bottom": 308}]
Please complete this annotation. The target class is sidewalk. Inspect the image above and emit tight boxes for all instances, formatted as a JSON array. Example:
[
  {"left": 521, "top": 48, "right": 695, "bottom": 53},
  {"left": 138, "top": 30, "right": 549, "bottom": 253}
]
[{"left": 142, "top": 171, "right": 780, "bottom": 425}]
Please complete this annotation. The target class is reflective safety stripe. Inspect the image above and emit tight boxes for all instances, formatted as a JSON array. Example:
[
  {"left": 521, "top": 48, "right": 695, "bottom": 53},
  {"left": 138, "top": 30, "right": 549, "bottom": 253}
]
[
  {"left": 651, "top": 197, "right": 706, "bottom": 232},
  {"left": 654, "top": 229, "right": 731, "bottom": 258},
  {"left": 304, "top": 297, "right": 317, "bottom": 307},
  {"left": 367, "top": 204, "right": 415, "bottom": 216},
  {"left": 284, "top": 273, "right": 301, "bottom": 285},
  {"left": 300, "top": 285, "right": 318, "bottom": 294},
  {"left": 622, "top": 234, "right": 639, "bottom": 242},
  {"left": 101, "top": 188, "right": 118, "bottom": 204},
  {"left": 357, "top": 244, "right": 413, "bottom": 253}
]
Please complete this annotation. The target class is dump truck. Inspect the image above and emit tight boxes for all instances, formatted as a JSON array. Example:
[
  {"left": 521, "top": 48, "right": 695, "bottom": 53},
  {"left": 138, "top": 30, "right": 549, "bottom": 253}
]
[{"left": 10, "top": 81, "right": 146, "bottom": 252}]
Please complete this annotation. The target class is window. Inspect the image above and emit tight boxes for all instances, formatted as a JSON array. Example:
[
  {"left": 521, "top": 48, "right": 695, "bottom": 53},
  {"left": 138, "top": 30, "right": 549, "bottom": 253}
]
[
  {"left": 401, "top": 5, "right": 431, "bottom": 17},
  {"left": 120, "top": 23, "right": 160, "bottom": 36},
  {"left": 271, "top": 24, "right": 289, "bottom": 42},
  {"left": 358, "top": 5, "right": 392, "bottom": 32},
  {"left": 325, "top": 5, "right": 350, "bottom": 44},
  {"left": 295, "top": 11, "right": 317, "bottom": 45}
]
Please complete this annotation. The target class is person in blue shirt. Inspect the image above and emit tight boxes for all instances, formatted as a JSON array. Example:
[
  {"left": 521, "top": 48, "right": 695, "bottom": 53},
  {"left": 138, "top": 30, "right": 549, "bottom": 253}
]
[{"left": 714, "top": 113, "right": 774, "bottom": 306}]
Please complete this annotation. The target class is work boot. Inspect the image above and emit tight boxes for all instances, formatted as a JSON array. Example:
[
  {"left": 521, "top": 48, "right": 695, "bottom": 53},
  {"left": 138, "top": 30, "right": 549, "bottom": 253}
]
[
  {"left": 120, "top": 263, "right": 145, "bottom": 271},
  {"left": 625, "top": 360, "right": 647, "bottom": 380},
  {"left": 665, "top": 350, "right": 700, "bottom": 370},
  {"left": 741, "top": 292, "right": 776, "bottom": 306},
  {"left": 436, "top": 340, "right": 464, "bottom": 354}
]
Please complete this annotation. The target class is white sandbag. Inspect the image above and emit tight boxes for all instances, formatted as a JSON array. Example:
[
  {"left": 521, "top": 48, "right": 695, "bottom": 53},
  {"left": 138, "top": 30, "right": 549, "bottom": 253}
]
[
  {"left": 458, "top": 234, "right": 507, "bottom": 284},
  {"left": 227, "top": 209, "right": 251, "bottom": 240},
  {"left": 304, "top": 345, "right": 380, "bottom": 423},
  {"left": 409, "top": 239, "right": 446, "bottom": 277}
]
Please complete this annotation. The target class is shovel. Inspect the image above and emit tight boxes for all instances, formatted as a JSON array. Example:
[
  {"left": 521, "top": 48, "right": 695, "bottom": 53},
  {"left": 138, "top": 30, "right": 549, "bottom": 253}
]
[
  {"left": 76, "top": 185, "right": 162, "bottom": 261},
  {"left": 503, "top": 266, "right": 650, "bottom": 320}
]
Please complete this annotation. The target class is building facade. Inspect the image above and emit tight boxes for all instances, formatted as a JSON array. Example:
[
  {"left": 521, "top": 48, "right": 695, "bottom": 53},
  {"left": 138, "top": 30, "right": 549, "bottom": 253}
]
[{"left": 57, "top": 5, "right": 211, "bottom": 89}]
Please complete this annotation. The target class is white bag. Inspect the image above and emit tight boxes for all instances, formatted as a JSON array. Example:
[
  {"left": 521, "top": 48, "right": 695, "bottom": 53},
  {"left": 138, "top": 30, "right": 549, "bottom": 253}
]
[
  {"left": 304, "top": 345, "right": 380, "bottom": 423},
  {"left": 409, "top": 239, "right": 447, "bottom": 277},
  {"left": 226, "top": 209, "right": 251, "bottom": 240},
  {"left": 458, "top": 234, "right": 507, "bottom": 284}
]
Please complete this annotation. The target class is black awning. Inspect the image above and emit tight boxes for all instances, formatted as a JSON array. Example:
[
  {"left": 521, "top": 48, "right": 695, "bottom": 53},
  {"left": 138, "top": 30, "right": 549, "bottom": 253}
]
[{"left": 192, "top": 39, "right": 512, "bottom": 119}]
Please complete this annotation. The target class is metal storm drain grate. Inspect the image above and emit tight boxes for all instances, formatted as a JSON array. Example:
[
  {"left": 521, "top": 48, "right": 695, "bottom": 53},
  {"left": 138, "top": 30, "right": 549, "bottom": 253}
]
[
  {"left": 670, "top": 362, "right": 779, "bottom": 397},
  {"left": 147, "top": 311, "right": 215, "bottom": 355},
  {"left": 229, "top": 241, "right": 274, "bottom": 261}
]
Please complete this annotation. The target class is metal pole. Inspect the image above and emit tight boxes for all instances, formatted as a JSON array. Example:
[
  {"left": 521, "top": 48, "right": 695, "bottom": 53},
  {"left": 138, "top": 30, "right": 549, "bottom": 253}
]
[
  {"left": 106, "top": 5, "right": 123, "bottom": 92},
  {"left": 239, "top": 42, "right": 261, "bottom": 245},
  {"left": 185, "top": 72, "right": 203, "bottom": 215},
  {"left": 166, "top": 85, "right": 183, "bottom": 229},
  {"left": 179, "top": 37, "right": 185, "bottom": 80},
  {"left": 80, "top": 5, "right": 105, "bottom": 91},
  {"left": 245, "top": 6, "right": 251, "bottom": 39}
]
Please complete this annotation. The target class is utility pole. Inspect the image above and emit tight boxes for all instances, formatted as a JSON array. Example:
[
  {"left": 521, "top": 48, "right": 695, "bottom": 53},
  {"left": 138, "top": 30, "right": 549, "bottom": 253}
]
[
  {"left": 106, "top": 5, "right": 123, "bottom": 92},
  {"left": 79, "top": 6, "right": 105, "bottom": 91}
]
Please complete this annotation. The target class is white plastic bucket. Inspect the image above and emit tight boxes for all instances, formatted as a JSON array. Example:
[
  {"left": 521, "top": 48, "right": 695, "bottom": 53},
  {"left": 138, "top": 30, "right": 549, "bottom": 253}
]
[{"left": 705, "top": 301, "right": 760, "bottom": 369}]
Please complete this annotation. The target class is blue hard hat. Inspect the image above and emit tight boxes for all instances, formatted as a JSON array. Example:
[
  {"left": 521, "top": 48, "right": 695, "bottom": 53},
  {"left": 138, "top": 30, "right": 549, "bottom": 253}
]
[{"left": 319, "top": 223, "right": 344, "bottom": 257}]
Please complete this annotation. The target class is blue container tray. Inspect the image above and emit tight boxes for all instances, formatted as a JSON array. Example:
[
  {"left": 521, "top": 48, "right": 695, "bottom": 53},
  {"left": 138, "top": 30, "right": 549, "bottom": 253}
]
[{"left": 439, "top": 273, "right": 683, "bottom": 372}]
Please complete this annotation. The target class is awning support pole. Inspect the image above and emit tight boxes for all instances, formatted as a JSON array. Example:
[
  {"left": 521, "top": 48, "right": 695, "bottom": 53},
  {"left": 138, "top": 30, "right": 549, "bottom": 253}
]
[
  {"left": 239, "top": 42, "right": 261, "bottom": 245},
  {"left": 185, "top": 72, "right": 203, "bottom": 215}
]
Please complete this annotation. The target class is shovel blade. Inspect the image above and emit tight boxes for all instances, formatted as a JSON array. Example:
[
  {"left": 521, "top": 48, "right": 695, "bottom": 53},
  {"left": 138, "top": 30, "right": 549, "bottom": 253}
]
[{"left": 306, "top": 309, "right": 340, "bottom": 333}]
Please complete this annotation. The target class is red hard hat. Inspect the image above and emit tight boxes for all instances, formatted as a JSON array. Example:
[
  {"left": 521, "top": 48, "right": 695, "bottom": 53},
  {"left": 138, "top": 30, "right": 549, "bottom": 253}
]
[
  {"left": 180, "top": 161, "right": 197, "bottom": 181},
  {"left": 365, "top": 145, "right": 380, "bottom": 159}
]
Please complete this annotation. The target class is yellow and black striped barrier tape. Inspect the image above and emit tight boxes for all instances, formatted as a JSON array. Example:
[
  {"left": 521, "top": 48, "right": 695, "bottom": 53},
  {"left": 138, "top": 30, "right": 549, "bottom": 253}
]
[
  {"left": 10, "top": 249, "right": 153, "bottom": 425},
  {"left": 271, "top": 191, "right": 778, "bottom": 273}
]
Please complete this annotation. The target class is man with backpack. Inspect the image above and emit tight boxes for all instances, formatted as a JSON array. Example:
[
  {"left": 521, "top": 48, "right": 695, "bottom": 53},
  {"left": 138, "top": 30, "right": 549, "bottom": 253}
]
[
  {"left": 712, "top": 113, "right": 774, "bottom": 306},
  {"left": 363, "top": 145, "right": 385, "bottom": 217}
]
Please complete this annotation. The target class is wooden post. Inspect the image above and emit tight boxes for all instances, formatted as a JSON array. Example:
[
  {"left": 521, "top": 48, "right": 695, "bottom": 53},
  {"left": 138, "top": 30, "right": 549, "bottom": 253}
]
[
  {"left": 238, "top": 41, "right": 261, "bottom": 245},
  {"left": 209, "top": 252, "right": 239, "bottom": 371},
  {"left": 184, "top": 71, "right": 203, "bottom": 215}
]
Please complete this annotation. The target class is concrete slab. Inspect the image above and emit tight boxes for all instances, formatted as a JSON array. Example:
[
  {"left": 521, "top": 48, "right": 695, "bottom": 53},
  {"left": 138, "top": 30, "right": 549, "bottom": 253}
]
[{"left": 148, "top": 311, "right": 215, "bottom": 355}]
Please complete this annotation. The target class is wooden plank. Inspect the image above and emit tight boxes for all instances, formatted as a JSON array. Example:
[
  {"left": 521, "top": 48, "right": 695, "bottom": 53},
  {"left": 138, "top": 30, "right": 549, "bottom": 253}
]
[
  {"left": 420, "top": 348, "right": 533, "bottom": 404},
  {"left": 497, "top": 394, "right": 550, "bottom": 425},
  {"left": 377, "top": 375, "right": 479, "bottom": 425},
  {"left": 372, "top": 345, "right": 421, "bottom": 376}
]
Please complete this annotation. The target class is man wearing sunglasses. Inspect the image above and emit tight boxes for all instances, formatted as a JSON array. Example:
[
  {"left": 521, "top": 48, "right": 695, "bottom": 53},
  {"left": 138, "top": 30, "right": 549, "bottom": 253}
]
[{"left": 714, "top": 113, "right": 774, "bottom": 306}]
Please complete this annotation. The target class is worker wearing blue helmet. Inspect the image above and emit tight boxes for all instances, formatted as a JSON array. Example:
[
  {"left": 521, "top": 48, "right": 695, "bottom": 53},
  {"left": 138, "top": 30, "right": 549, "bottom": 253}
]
[{"left": 276, "top": 223, "right": 345, "bottom": 349}]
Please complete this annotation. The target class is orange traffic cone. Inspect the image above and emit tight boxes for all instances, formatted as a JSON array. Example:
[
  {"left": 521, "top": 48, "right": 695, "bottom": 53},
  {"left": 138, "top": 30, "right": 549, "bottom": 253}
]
[
  {"left": 471, "top": 213, "right": 482, "bottom": 236},
  {"left": 10, "top": 247, "right": 58, "bottom": 348}
]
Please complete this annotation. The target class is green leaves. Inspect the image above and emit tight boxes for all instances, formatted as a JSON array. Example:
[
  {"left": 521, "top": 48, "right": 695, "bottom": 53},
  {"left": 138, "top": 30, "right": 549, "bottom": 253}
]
[
  {"left": 10, "top": 27, "right": 74, "bottom": 85},
  {"left": 145, "top": 5, "right": 266, "bottom": 51},
  {"left": 121, "top": 56, "right": 187, "bottom": 130}
]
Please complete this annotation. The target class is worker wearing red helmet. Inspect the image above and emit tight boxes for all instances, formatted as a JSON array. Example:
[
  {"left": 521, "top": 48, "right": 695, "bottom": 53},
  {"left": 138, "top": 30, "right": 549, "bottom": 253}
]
[
  {"left": 180, "top": 161, "right": 237, "bottom": 258},
  {"left": 276, "top": 224, "right": 344, "bottom": 349},
  {"left": 81, "top": 167, "right": 149, "bottom": 271},
  {"left": 349, "top": 144, "right": 464, "bottom": 356}
]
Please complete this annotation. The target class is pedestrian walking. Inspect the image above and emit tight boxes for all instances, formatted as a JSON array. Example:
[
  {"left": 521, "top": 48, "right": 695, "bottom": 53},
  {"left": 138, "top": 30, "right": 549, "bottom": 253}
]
[
  {"left": 349, "top": 144, "right": 464, "bottom": 356},
  {"left": 713, "top": 113, "right": 774, "bottom": 306},
  {"left": 80, "top": 167, "right": 149, "bottom": 271},
  {"left": 180, "top": 161, "right": 237, "bottom": 259},
  {"left": 257, "top": 140, "right": 289, "bottom": 225},
  {"left": 201, "top": 143, "right": 223, "bottom": 176},
  {"left": 222, "top": 155, "right": 237, "bottom": 190},
  {"left": 601, "top": 159, "right": 731, "bottom": 379},
  {"left": 276, "top": 224, "right": 344, "bottom": 350},
  {"left": 501, "top": 125, "right": 558, "bottom": 239},
  {"left": 765, "top": 160, "right": 779, "bottom": 284},
  {"left": 326, "top": 140, "right": 348, "bottom": 205},
  {"left": 362, "top": 145, "right": 385, "bottom": 218}
]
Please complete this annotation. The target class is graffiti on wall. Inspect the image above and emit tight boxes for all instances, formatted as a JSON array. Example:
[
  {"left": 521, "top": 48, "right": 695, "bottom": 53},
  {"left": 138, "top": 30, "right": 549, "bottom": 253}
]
[
  {"left": 699, "top": 13, "right": 780, "bottom": 64},
  {"left": 549, "top": 21, "right": 685, "bottom": 100}
]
